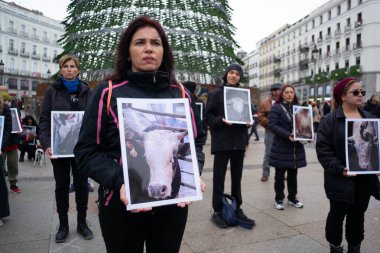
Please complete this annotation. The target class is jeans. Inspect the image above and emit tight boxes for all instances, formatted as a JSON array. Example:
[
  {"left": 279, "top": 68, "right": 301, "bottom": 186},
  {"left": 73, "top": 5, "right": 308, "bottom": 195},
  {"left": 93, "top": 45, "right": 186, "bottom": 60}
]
[{"left": 262, "top": 129, "right": 274, "bottom": 177}]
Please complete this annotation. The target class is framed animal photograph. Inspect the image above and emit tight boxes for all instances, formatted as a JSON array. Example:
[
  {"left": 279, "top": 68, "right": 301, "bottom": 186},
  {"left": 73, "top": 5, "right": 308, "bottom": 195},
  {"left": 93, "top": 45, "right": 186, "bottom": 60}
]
[
  {"left": 51, "top": 111, "right": 84, "bottom": 158},
  {"left": 117, "top": 98, "right": 203, "bottom": 210},
  {"left": 22, "top": 125, "right": 37, "bottom": 146},
  {"left": 196, "top": 102, "right": 203, "bottom": 120},
  {"left": 0, "top": 116, "right": 4, "bottom": 149},
  {"left": 345, "top": 119, "right": 380, "bottom": 175},
  {"left": 293, "top": 105, "right": 314, "bottom": 141},
  {"left": 224, "top": 87, "right": 253, "bottom": 124},
  {"left": 11, "top": 108, "right": 22, "bottom": 133}
]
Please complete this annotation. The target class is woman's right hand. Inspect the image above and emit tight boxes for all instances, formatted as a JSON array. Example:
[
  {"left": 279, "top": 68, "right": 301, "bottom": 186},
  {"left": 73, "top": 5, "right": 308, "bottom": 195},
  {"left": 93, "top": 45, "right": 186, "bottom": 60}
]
[
  {"left": 343, "top": 168, "right": 356, "bottom": 177},
  {"left": 45, "top": 147, "right": 56, "bottom": 159},
  {"left": 120, "top": 184, "right": 152, "bottom": 213}
]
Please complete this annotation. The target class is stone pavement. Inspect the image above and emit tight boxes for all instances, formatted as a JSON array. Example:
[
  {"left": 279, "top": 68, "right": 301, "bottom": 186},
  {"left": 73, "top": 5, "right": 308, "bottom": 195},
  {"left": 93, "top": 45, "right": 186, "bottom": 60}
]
[{"left": 1, "top": 127, "right": 380, "bottom": 253}]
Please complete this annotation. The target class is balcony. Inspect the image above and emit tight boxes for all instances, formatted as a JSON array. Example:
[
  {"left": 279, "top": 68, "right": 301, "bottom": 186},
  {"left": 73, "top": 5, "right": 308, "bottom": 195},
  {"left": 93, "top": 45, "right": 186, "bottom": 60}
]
[
  {"left": 19, "top": 31, "right": 28, "bottom": 38},
  {"left": 31, "top": 34, "right": 39, "bottom": 41},
  {"left": 273, "top": 56, "right": 281, "bottom": 63},
  {"left": 344, "top": 25, "right": 351, "bottom": 33},
  {"left": 7, "top": 27, "right": 17, "bottom": 34},
  {"left": 355, "top": 20, "right": 363, "bottom": 28},
  {"left": 299, "top": 45, "right": 309, "bottom": 53},
  {"left": 343, "top": 46, "right": 351, "bottom": 53},
  {"left": 317, "top": 37, "right": 323, "bottom": 44},
  {"left": 353, "top": 41, "right": 362, "bottom": 50},
  {"left": 8, "top": 48, "right": 18, "bottom": 55},
  {"left": 31, "top": 53, "right": 41, "bottom": 60},
  {"left": 42, "top": 55, "right": 51, "bottom": 62},
  {"left": 274, "top": 68, "right": 281, "bottom": 77},
  {"left": 334, "top": 29, "right": 341, "bottom": 37},
  {"left": 325, "top": 33, "right": 332, "bottom": 41},
  {"left": 324, "top": 51, "right": 331, "bottom": 58},
  {"left": 299, "top": 59, "right": 309, "bottom": 70},
  {"left": 333, "top": 49, "right": 341, "bottom": 57},
  {"left": 20, "top": 51, "right": 30, "bottom": 58}
]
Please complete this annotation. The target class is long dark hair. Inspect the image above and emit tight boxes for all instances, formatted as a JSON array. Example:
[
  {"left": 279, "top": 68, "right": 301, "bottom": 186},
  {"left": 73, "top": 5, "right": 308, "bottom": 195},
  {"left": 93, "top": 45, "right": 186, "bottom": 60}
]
[
  {"left": 107, "top": 16, "right": 175, "bottom": 83},
  {"left": 275, "top": 84, "right": 299, "bottom": 104}
]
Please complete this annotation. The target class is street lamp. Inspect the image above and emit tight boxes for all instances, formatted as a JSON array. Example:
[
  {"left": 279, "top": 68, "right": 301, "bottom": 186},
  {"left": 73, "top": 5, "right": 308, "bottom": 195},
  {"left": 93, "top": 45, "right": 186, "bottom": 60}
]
[
  {"left": 311, "top": 46, "right": 319, "bottom": 101},
  {"left": 0, "top": 60, "right": 4, "bottom": 86}
]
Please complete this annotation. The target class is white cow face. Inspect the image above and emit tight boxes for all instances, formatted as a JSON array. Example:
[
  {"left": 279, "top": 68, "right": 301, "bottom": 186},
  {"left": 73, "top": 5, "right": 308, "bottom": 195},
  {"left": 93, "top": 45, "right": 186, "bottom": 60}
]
[{"left": 141, "top": 130, "right": 187, "bottom": 199}]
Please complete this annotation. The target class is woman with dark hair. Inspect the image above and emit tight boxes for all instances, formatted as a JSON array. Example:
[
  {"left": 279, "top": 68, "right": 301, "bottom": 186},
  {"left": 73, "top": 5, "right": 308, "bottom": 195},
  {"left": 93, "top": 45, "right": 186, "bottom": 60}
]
[
  {"left": 18, "top": 115, "right": 39, "bottom": 162},
  {"left": 39, "top": 54, "right": 93, "bottom": 243},
  {"left": 316, "top": 77, "right": 380, "bottom": 253},
  {"left": 74, "top": 16, "right": 206, "bottom": 252},
  {"left": 268, "top": 84, "right": 307, "bottom": 210}
]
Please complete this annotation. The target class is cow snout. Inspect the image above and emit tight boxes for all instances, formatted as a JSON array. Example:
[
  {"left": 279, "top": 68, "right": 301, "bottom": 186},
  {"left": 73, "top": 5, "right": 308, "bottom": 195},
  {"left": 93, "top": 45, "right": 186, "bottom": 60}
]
[{"left": 148, "top": 184, "right": 168, "bottom": 199}]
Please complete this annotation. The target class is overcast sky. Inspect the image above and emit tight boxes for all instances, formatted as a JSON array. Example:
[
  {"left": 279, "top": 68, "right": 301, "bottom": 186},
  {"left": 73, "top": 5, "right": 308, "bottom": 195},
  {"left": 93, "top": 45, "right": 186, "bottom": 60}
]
[{"left": 7, "top": 0, "right": 328, "bottom": 53}]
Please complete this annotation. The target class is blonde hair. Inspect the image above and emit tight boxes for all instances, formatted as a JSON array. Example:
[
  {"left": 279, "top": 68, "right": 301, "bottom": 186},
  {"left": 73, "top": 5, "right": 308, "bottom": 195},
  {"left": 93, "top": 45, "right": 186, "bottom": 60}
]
[{"left": 58, "top": 54, "right": 81, "bottom": 70}]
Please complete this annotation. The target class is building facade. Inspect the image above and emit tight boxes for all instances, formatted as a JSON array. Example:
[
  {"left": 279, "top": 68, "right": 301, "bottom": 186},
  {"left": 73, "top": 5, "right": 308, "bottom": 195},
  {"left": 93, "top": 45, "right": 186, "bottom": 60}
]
[
  {"left": 0, "top": 0, "right": 64, "bottom": 97},
  {"left": 251, "top": 0, "right": 380, "bottom": 103}
]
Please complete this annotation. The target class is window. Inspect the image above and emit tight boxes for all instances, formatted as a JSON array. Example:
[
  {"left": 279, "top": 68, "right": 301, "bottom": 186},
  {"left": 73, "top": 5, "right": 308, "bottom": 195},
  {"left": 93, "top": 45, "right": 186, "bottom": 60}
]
[
  {"left": 346, "top": 38, "right": 350, "bottom": 47},
  {"left": 320, "top": 15, "right": 323, "bottom": 24},
  {"left": 356, "top": 57, "right": 361, "bottom": 65},
  {"left": 32, "top": 45, "right": 37, "bottom": 55},
  {"left": 359, "top": 0, "right": 363, "bottom": 4},
  {"left": 32, "top": 81, "right": 39, "bottom": 91},
  {"left": 326, "top": 66, "right": 330, "bottom": 73},
  {"left": 22, "top": 60, "right": 27, "bottom": 71},
  {"left": 8, "top": 78, "right": 17, "bottom": 90},
  {"left": 327, "top": 27, "right": 331, "bottom": 35},
  {"left": 325, "top": 84, "right": 331, "bottom": 96},
  {"left": 345, "top": 60, "right": 349, "bottom": 68},
  {"left": 312, "top": 35, "right": 315, "bottom": 42},
  {"left": 43, "top": 48, "right": 47, "bottom": 57},
  {"left": 337, "top": 5, "right": 341, "bottom": 15},
  {"left": 9, "top": 39, "right": 15, "bottom": 51},
  {"left": 335, "top": 62, "right": 339, "bottom": 69},
  {"left": 347, "top": 0, "right": 351, "bottom": 10},
  {"left": 336, "top": 41, "right": 340, "bottom": 49},
  {"left": 327, "top": 45, "right": 331, "bottom": 52},
  {"left": 54, "top": 50, "right": 57, "bottom": 58},
  {"left": 21, "top": 42, "right": 26, "bottom": 53},
  {"left": 319, "top": 31, "right": 323, "bottom": 39},
  {"left": 310, "top": 87, "right": 315, "bottom": 97},
  {"left": 328, "top": 10, "right": 332, "bottom": 20},
  {"left": 357, "top": 12, "right": 362, "bottom": 22},
  {"left": 21, "top": 80, "right": 29, "bottom": 90},
  {"left": 312, "top": 20, "right": 315, "bottom": 28},
  {"left": 21, "top": 24, "right": 26, "bottom": 33},
  {"left": 356, "top": 33, "right": 362, "bottom": 47},
  {"left": 337, "top": 22, "right": 341, "bottom": 31},
  {"left": 347, "top": 18, "right": 351, "bottom": 26}
]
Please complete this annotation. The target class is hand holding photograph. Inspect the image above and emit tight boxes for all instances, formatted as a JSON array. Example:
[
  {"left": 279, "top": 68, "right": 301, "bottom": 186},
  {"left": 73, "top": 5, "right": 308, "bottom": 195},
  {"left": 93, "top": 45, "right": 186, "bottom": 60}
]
[
  {"left": 293, "top": 105, "right": 314, "bottom": 141},
  {"left": 345, "top": 119, "right": 380, "bottom": 175},
  {"left": 117, "top": 98, "right": 202, "bottom": 210},
  {"left": 223, "top": 87, "right": 253, "bottom": 124}
]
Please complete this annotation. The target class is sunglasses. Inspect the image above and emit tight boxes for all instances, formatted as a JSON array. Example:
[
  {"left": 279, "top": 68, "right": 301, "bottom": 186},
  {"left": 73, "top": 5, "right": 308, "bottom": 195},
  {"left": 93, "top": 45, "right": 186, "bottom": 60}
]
[{"left": 348, "top": 90, "right": 366, "bottom": 96}]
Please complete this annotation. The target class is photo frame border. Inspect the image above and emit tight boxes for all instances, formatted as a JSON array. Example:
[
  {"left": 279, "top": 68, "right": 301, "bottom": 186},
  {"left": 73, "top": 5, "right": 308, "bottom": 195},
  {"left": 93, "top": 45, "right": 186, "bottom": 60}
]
[
  {"left": 196, "top": 102, "right": 203, "bottom": 121},
  {"left": 223, "top": 86, "right": 253, "bottom": 125},
  {"left": 117, "top": 98, "right": 203, "bottom": 210},
  {"left": 292, "top": 105, "right": 314, "bottom": 141},
  {"left": 0, "top": 116, "right": 5, "bottom": 149},
  {"left": 11, "top": 108, "right": 22, "bottom": 133}
]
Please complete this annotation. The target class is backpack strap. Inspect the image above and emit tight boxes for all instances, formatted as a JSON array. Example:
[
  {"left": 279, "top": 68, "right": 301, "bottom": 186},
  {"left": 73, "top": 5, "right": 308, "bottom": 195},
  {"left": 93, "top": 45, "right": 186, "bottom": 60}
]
[
  {"left": 107, "top": 80, "right": 112, "bottom": 115},
  {"left": 177, "top": 82, "right": 186, "bottom": 99}
]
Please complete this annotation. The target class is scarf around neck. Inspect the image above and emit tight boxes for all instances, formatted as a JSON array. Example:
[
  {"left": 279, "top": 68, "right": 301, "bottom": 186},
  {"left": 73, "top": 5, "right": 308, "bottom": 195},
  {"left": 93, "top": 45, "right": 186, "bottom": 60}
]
[{"left": 62, "top": 77, "right": 79, "bottom": 94}]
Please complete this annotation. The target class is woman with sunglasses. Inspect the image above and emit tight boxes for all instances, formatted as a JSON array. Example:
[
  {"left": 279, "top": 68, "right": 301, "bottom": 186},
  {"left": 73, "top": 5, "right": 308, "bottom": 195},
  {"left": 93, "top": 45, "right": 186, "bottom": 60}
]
[{"left": 316, "top": 77, "right": 380, "bottom": 253}]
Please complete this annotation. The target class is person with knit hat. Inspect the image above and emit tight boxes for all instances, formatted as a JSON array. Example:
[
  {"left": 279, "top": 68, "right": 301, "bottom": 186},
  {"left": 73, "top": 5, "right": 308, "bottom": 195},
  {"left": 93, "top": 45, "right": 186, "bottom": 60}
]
[
  {"left": 205, "top": 63, "right": 255, "bottom": 228},
  {"left": 316, "top": 77, "right": 380, "bottom": 253},
  {"left": 39, "top": 54, "right": 93, "bottom": 243}
]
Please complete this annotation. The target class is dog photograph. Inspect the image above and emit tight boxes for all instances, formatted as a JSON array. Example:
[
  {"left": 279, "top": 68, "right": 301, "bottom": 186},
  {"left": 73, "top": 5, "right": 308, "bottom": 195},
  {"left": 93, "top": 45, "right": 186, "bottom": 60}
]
[
  {"left": 224, "top": 87, "right": 253, "bottom": 124},
  {"left": 51, "top": 111, "right": 84, "bottom": 158},
  {"left": 345, "top": 119, "right": 380, "bottom": 175},
  {"left": 11, "top": 108, "right": 22, "bottom": 133},
  {"left": 293, "top": 105, "right": 314, "bottom": 141},
  {"left": 117, "top": 98, "right": 203, "bottom": 210}
]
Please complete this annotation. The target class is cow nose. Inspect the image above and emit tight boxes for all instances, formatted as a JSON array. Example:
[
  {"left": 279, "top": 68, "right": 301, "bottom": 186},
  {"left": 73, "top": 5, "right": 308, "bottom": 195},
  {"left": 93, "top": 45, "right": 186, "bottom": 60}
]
[{"left": 149, "top": 185, "right": 167, "bottom": 198}]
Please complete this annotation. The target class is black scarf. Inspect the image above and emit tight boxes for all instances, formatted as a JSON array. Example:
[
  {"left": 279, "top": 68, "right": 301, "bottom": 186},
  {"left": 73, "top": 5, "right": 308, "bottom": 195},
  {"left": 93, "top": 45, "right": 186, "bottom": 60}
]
[{"left": 126, "top": 71, "right": 170, "bottom": 92}]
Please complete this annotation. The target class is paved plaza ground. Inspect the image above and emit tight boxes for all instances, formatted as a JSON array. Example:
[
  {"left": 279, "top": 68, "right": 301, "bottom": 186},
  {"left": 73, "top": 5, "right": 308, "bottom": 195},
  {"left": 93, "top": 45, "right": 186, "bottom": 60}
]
[{"left": 1, "top": 127, "right": 380, "bottom": 252}]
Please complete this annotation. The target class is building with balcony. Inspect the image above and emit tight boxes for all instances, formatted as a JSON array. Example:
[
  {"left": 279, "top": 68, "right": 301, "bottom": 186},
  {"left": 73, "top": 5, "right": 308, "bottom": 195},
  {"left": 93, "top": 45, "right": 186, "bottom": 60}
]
[
  {"left": 254, "top": 0, "right": 380, "bottom": 102},
  {"left": 0, "top": 0, "right": 64, "bottom": 97}
]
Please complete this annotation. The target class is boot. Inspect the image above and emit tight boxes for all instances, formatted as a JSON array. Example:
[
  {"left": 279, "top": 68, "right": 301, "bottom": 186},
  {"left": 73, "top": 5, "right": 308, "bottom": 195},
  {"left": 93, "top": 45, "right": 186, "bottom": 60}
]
[
  {"left": 55, "top": 215, "right": 69, "bottom": 243},
  {"left": 330, "top": 244, "right": 343, "bottom": 253},
  {"left": 77, "top": 213, "right": 94, "bottom": 240},
  {"left": 347, "top": 245, "right": 361, "bottom": 253}
]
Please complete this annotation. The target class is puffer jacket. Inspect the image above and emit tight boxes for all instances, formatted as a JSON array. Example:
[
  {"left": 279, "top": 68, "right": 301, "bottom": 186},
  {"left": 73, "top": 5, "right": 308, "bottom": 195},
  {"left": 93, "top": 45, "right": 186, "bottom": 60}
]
[
  {"left": 73, "top": 71, "right": 206, "bottom": 210},
  {"left": 268, "top": 101, "right": 307, "bottom": 169},
  {"left": 205, "top": 84, "right": 249, "bottom": 154},
  {"left": 316, "top": 106, "right": 380, "bottom": 203},
  {"left": 39, "top": 78, "right": 91, "bottom": 150}
]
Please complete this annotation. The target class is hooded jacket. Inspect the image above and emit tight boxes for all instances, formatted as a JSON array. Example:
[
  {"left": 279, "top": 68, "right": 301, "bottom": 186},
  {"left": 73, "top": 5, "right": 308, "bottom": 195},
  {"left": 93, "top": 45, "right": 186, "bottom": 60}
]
[
  {"left": 39, "top": 77, "right": 91, "bottom": 150},
  {"left": 73, "top": 71, "right": 206, "bottom": 210}
]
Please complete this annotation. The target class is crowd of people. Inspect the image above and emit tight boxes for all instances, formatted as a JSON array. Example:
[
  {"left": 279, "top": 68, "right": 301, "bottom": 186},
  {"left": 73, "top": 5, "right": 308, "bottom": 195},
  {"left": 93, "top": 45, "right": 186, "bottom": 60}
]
[{"left": 0, "top": 16, "right": 379, "bottom": 253}]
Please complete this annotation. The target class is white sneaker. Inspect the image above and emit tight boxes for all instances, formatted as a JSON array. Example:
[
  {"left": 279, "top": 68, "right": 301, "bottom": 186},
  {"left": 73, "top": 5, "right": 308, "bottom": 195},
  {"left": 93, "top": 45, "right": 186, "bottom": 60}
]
[
  {"left": 288, "top": 199, "right": 303, "bottom": 208},
  {"left": 274, "top": 200, "right": 285, "bottom": 210}
]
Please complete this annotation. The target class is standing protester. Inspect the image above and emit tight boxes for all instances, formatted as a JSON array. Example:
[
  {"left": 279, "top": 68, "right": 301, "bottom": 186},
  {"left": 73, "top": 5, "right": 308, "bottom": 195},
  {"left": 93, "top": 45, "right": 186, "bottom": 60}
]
[
  {"left": 257, "top": 83, "right": 282, "bottom": 182},
  {"left": 363, "top": 94, "right": 380, "bottom": 118},
  {"left": 311, "top": 101, "right": 321, "bottom": 133},
  {"left": 73, "top": 16, "right": 206, "bottom": 252},
  {"left": 39, "top": 54, "right": 93, "bottom": 243},
  {"left": 0, "top": 91, "right": 12, "bottom": 227},
  {"left": 316, "top": 77, "right": 380, "bottom": 253},
  {"left": 205, "top": 63, "right": 255, "bottom": 228},
  {"left": 2, "top": 98, "right": 22, "bottom": 193},
  {"left": 268, "top": 84, "right": 306, "bottom": 210}
]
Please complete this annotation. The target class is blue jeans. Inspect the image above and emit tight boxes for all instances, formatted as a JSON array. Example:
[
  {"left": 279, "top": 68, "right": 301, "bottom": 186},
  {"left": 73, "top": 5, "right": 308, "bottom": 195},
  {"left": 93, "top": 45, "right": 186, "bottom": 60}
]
[{"left": 262, "top": 129, "right": 274, "bottom": 177}]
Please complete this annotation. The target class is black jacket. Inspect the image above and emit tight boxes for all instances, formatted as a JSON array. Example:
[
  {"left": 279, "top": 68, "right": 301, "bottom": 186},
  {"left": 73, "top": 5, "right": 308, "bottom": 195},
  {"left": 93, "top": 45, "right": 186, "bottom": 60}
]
[
  {"left": 73, "top": 71, "right": 206, "bottom": 210},
  {"left": 268, "top": 102, "right": 306, "bottom": 169},
  {"left": 363, "top": 102, "right": 380, "bottom": 118},
  {"left": 39, "top": 78, "right": 91, "bottom": 150},
  {"left": 205, "top": 84, "right": 249, "bottom": 154},
  {"left": 1, "top": 104, "right": 12, "bottom": 151},
  {"left": 316, "top": 106, "right": 380, "bottom": 203}
]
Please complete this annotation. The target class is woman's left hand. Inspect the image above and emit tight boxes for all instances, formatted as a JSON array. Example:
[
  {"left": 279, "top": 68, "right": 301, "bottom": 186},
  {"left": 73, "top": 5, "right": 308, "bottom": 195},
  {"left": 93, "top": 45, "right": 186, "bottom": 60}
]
[
  {"left": 177, "top": 178, "right": 206, "bottom": 208},
  {"left": 246, "top": 122, "right": 253, "bottom": 127}
]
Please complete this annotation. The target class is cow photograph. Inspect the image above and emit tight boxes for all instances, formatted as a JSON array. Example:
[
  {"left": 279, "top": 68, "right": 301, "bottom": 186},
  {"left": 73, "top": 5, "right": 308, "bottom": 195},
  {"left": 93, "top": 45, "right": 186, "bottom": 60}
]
[
  {"left": 51, "top": 111, "right": 84, "bottom": 158},
  {"left": 346, "top": 119, "right": 380, "bottom": 174},
  {"left": 0, "top": 116, "right": 4, "bottom": 149},
  {"left": 293, "top": 105, "right": 314, "bottom": 141},
  {"left": 11, "top": 108, "right": 22, "bottom": 133},
  {"left": 224, "top": 87, "right": 253, "bottom": 124},
  {"left": 117, "top": 98, "right": 202, "bottom": 210}
]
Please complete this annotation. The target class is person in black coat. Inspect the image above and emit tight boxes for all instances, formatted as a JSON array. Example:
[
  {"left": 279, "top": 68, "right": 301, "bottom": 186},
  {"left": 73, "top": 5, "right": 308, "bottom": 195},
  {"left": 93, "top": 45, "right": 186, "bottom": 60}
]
[
  {"left": 18, "top": 115, "right": 39, "bottom": 162},
  {"left": 39, "top": 54, "right": 93, "bottom": 243},
  {"left": 205, "top": 63, "right": 255, "bottom": 228},
  {"left": 363, "top": 94, "right": 380, "bottom": 118},
  {"left": 316, "top": 77, "right": 380, "bottom": 253},
  {"left": 268, "top": 84, "right": 306, "bottom": 210}
]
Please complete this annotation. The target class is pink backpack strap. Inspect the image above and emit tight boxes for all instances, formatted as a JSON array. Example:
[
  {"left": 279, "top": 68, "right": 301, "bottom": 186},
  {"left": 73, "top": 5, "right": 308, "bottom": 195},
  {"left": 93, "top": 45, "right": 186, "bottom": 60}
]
[
  {"left": 177, "top": 81, "right": 186, "bottom": 98},
  {"left": 107, "top": 80, "right": 112, "bottom": 115}
]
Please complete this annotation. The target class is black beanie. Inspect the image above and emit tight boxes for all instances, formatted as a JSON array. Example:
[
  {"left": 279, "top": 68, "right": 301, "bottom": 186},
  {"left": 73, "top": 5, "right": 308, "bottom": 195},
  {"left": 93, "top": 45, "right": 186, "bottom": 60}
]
[{"left": 223, "top": 63, "right": 243, "bottom": 83}]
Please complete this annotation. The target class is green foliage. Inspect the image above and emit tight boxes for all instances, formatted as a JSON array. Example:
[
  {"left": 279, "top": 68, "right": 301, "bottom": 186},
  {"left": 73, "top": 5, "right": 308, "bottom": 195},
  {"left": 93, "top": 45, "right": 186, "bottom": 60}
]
[{"left": 349, "top": 65, "right": 361, "bottom": 77}]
